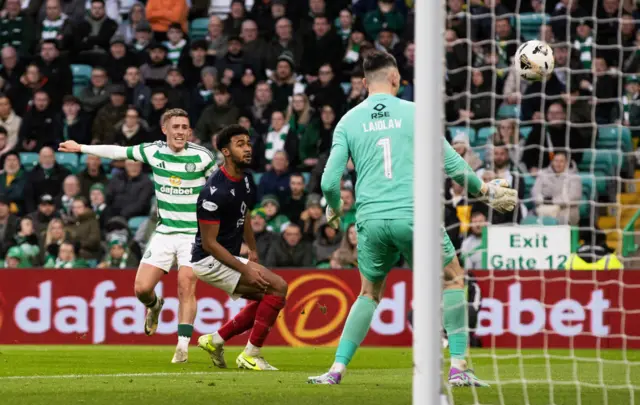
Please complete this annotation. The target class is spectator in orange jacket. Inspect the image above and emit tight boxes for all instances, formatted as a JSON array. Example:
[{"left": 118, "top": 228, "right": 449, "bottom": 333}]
[{"left": 145, "top": 0, "right": 188, "bottom": 38}]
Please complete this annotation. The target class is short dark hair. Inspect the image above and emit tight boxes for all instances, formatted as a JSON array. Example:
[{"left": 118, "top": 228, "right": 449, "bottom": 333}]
[
  {"left": 313, "top": 14, "right": 329, "bottom": 24},
  {"left": 214, "top": 84, "right": 229, "bottom": 94},
  {"left": 73, "top": 196, "right": 89, "bottom": 208},
  {"left": 362, "top": 50, "right": 397, "bottom": 76},
  {"left": 191, "top": 39, "right": 208, "bottom": 51},
  {"left": 168, "top": 22, "right": 183, "bottom": 32},
  {"left": 290, "top": 172, "right": 304, "bottom": 180},
  {"left": 216, "top": 124, "right": 249, "bottom": 151},
  {"left": 91, "top": 0, "right": 105, "bottom": 5},
  {"left": 41, "top": 39, "right": 59, "bottom": 49}
]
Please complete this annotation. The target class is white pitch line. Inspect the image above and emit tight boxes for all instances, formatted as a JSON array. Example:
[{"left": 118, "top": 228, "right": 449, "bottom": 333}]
[{"left": 0, "top": 372, "right": 229, "bottom": 380}]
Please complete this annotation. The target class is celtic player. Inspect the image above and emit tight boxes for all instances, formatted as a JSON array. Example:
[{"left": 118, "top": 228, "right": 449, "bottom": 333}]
[
  {"left": 307, "top": 51, "right": 517, "bottom": 386},
  {"left": 59, "top": 109, "right": 215, "bottom": 363}
]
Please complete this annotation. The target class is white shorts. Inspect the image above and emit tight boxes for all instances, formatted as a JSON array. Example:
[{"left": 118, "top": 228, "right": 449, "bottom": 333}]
[
  {"left": 141, "top": 233, "right": 195, "bottom": 272},
  {"left": 191, "top": 255, "right": 248, "bottom": 299}
]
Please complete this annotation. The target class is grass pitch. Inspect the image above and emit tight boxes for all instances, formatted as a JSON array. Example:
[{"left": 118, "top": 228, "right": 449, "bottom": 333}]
[{"left": 1, "top": 346, "right": 639, "bottom": 405}]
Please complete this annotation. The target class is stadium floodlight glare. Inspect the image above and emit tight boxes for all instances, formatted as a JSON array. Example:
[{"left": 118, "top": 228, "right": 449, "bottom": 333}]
[{"left": 413, "top": 1, "right": 443, "bottom": 404}]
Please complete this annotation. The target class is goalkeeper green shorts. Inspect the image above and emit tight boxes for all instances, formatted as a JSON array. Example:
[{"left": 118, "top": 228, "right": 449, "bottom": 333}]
[{"left": 357, "top": 219, "right": 413, "bottom": 283}]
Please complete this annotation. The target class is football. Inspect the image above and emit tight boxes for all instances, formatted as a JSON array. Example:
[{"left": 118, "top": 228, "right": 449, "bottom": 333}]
[{"left": 514, "top": 40, "right": 555, "bottom": 81}]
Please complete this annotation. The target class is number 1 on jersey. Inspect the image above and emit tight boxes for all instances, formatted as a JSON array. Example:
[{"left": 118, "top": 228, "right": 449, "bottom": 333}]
[{"left": 377, "top": 137, "right": 392, "bottom": 179}]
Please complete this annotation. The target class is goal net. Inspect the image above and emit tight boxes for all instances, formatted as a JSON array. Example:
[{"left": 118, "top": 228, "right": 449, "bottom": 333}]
[{"left": 441, "top": 0, "right": 640, "bottom": 404}]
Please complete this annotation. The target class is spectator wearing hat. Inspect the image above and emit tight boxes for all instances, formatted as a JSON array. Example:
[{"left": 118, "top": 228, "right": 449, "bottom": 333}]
[
  {"left": 618, "top": 75, "right": 640, "bottom": 134},
  {"left": 18, "top": 90, "right": 60, "bottom": 151},
  {"left": 264, "top": 222, "right": 313, "bottom": 267},
  {"left": 131, "top": 20, "right": 153, "bottom": 61},
  {"left": 123, "top": 66, "right": 151, "bottom": 118},
  {"left": 89, "top": 182, "right": 113, "bottom": 229},
  {"left": 261, "top": 194, "right": 290, "bottom": 233},
  {"left": 145, "top": 88, "right": 169, "bottom": 141},
  {"left": 98, "top": 234, "right": 139, "bottom": 268},
  {"left": 145, "top": 0, "right": 187, "bottom": 39},
  {"left": 269, "top": 52, "right": 297, "bottom": 111},
  {"left": 11, "top": 216, "right": 41, "bottom": 265},
  {"left": 0, "top": 96, "right": 21, "bottom": 156},
  {"left": 573, "top": 19, "right": 594, "bottom": 70},
  {"left": 140, "top": 42, "right": 171, "bottom": 89},
  {"left": 44, "top": 239, "right": 88, "bottom": 268},
  {"left": 0, "top": 194, "right": 19, "bottom": 256},
  {"left": 28, "top": 194, "right": 60, "bottom": 238},
  {"left": 113, "top": 106, "right": 150, "bottom": 146},
  {"left": 92, "top": 84, "right": 128, "bottom": 144},
  {"left": 105, "top": 35, "right": 138, "bottom": 84},
  {"left": 248, "top": 207, "right": 275, "bottom": 260},
  {"left": 179, "top": 40, "right": 216, "bottom": 88},
  {"left": 78, "top": 155, "right": 108, "bottom": 199},
  {"left": 165, "top": 67, "right": 190, "bottom": 110},
  {"left": 65, "top": 197, "right": 101, "bottom": 260},
  {"left": 451, "top": 132, "right": 483, "bottom": 171},
  {"left": 240, "top": 19, "right": 267, "bottom": 71},
  {"left": 24, "top": 147, "right": 71, "bottom": 213},
  {"left": 258, "top": 150, "right": 291, "bottom": 202},
  {"left": 56, "top": 95, "right": 91, "bottom": 145},
  {"left": 107, "top": 160, "right": 153, "bottom": 219},
  {"left": 0, "top": 151, "right": 26, "bottom": 214},
  {"left": 77, "top": 66, "right": 109, "bottom": 115},
  {"left": 301, "top": 15, "right": 344, "bottom": 83},
  {"left": 0, "top": 0, "right": 35, "bottom": 57},
  {"left": 74, "top": 0, "right": 119, "bottom": 56},
  {"left": 223, "top": 0, "right": 246, "bottom": 37},
  {"left": 188, "top": 66, "right": 217, "bottom": 124},
  {"left": 206, "top": 16, "right": 227, "bottom": 57},
  {"left": 4, "top": 245, "right": 31, "bottom": 268},
  {"left": 305, "top": 63, "right": 346, "bottom": 114},
  {"left": 300, "top": 193, "right": 325, "bottom": 242},
  {"left": 281, "top": 172, "right": 307, "bottom": 225},
  {"left": 116, "top": 2, "right": 147, "bottom": 45},
  {"left": 37, "top": 0, "right": 74, "bottom": 53},
  {"left": 265, "top": 18, "right": 303, "bottom": 72},
  {"left": 363, "top": 0, "right": 405, "bottom": 40},
  {"left": 163, "top": 23, "right": 188, "bottom": 67},
  {"left": 194, "top": 84, "right": 239, "bottom": 142},
  {"left": 313, "top": 219, "right": 343, "bottom": 265}
]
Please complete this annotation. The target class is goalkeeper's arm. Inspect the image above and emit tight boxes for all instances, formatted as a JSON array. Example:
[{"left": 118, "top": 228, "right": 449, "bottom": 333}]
[{"left": 321, "top": 125, "right": 349, "bottom": 227}]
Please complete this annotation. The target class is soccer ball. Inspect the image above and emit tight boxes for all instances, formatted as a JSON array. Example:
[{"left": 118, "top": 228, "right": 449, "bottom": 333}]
[{"left": 514, "top": 40, "right": 554, "bottom": 81}]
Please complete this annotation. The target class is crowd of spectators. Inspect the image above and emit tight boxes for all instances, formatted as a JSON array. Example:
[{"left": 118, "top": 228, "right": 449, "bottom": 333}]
[{"left": 0, "top": 0, "right": 415, "bottom": 268}]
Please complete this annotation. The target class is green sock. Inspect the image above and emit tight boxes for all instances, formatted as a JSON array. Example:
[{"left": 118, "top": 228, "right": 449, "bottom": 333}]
[
  {"left": 335, "top": 296, "right": 378, "bottom": 366},
  {"left": 443, "top": 289, "right": 467, "bottom": 361},
  {"left": 177, "top": 324, "right": 194, "bottom": 338}
]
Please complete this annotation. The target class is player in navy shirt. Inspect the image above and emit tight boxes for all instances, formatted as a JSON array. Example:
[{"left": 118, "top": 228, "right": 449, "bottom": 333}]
[{"left": 191, "top": 124, "right": 288, "bottom": 371}]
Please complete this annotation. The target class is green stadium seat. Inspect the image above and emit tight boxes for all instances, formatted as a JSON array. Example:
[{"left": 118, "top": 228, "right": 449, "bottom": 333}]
[
  {"left": 302, "top": 172, "right": 311, "bottom": 184},
  {"left": 340, "top": 82, "right": 350, "bottom": 94},
  {"left": 71, "top": 64, "right": 92, "bottom": 87},
  {"left": 520, "top": 126, "right": 533, "bottom": 140},
  {"left": 475, "top": 127, "right": 494, "bottom": 146},
  {"left": 73, "top": 85, "right": 86, "bottom": 97},
  {"left": 128, "top": 216, "right": 148, "bottom": 233},
  {"left": 20, "top": 152, "right": 39, "bottom": 170},
  {"left": 55, "top": 153, "right": 79, "bottom": 173},
  {"left": 448, "top": 126, "right": 476, "bottom": 146},
  {"left": 597, "top": 126, "right": 632, "bottom": 152},
  {"left": 497, "top": 104, "right": 519, "bottom": 119},
  {"left": 190, "top": 18, "right": 209, "bottom": 41},
  {"left": 578, "top": 173, "right": 596, "bottom": 219},
  {"left": 579, "top": 149, "right": 621, "bottom": 175},
  {"left": 515, "top": 13, "right": 550, "bottom": 41},
  {"left": 253, "top": 172, "right": 263, "bottom": 185},
  {"left": 521, "top": 215, "right": 559, "bottom": 226}
]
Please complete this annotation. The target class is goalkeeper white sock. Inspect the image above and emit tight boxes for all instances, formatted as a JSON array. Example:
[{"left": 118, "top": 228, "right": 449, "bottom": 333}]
[{"left": 211, "top": 332, "right": 225, "bottom": 345}]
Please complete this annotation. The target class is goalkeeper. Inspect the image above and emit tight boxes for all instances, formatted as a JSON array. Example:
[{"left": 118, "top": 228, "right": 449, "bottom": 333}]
[{"left": 308, "top": 50, "right": 517, "bottom": 387}]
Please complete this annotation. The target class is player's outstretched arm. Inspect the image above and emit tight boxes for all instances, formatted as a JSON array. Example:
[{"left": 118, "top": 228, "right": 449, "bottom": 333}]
[
  {"left": 59, "top": 140, "right": 129, "bottom": 160},
  {"left": 321, "top": 124, "right": 349, "bottom": 228}
]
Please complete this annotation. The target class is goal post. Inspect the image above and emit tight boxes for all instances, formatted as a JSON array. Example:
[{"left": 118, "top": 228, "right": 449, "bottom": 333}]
[{"left": 413, "top": 1, "right": 445, "bottom": 404}]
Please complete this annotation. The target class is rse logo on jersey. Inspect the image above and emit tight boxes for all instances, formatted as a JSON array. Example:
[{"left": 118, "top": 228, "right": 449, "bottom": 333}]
[{"left": 371, "top": 103, "right": 390, "bottom": 119}]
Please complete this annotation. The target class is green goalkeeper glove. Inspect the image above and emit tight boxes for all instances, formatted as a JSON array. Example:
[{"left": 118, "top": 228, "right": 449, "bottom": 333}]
[
  {"left": 480, "top": 179, "right": 518, "bottom": 213},
  {"left": 325, "top": 199, "right": 344, "bottom": 229}
]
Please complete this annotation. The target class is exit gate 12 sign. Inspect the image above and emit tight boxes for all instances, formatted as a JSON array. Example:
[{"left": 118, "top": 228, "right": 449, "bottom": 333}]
[{"left": 485, "top": 226, "right": 572, "bottom": 270}]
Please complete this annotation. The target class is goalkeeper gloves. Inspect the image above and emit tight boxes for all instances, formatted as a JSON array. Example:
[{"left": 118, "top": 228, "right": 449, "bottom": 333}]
[
  {"left": 325, "top": 199, "right": 344, "bottom": 229},
  {"left": 481, "top": 179, "right": 518, "bottom": 213}
]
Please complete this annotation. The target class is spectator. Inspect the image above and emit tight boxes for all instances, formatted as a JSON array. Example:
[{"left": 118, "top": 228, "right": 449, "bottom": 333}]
[
  {"left": 286, "top": 93, "right": 312, "bottom": 137},
  {"left": 531, "top": 151, "right": 582, "bottom": 226},
  {"left": 451, "top": 132, "right": 483, "bottom": 171},
  {"left": 573, "top": 19, "right": 594, "bottom": 70},
  {"left": 75, "top": 0, "right": 119, "bottom": 56},
  {"left": 487, "top": 119, "right": 523, "bottom": 166},
  {"left": 299, "top": 104, "right": 336, "bottom": 171},
  {"left": 281, "top": 173, "right": 307, "bottom": 224},
  {"left": 301, "top": 15, "right": 344, "bottom": 81},
  {"left": 258, "top": 150, "right": 290, "bottom": 202},
  {"left": 0, "top": 195, "right": 18, "bottom": 256},
  {"left": 58, "top": 174, "right": 81, "bottom": 222},
  {"left": 244, "top": 208, "right": 274, "bottom": 261},
  {"left": 248, "top": 81, "right": 274, "bottom": 135},
  {"left": 336, "top": 8, "right": 356, "bottom": 45},
  {"left": 623, "top": 30, "right": 640, "bottom": 74},
  {"left": 264, "top": 110, "right": 290, "bottom": 168},
  {"left": 140, "top": 42, "right": 171, "bottom": 89},
  {"left": 4, "top": 245, "right": 31, "bottom": 267},
  {"left": 223, "top": 0, "right": 246, "bottom": 37},
  {"left": 0, "top": 130, "right": 10, "bottom": 160},
  {"left": 189, "top": 66, "right": 217, "bottom": 124},
  {"left": 194, "top": 84, "right": 239, "bottom": 142},
  {"left": 265, "top": 18, "right": 303, "bottom": 72},
  {"left": 313, "top": 219, "right": 343, "bottom": 265},
  {"left": 363, "top": 0, "right": 405, "bottom": 40},
  {"left": 256, "top": 0, "right": 286, "bottom": 38},
  {"left": 44, "top": 239, "right": 87, "bottom": 268},
  {"left": 260, "top": 194, "right": 290, "bottom": 233},
  {"left": 65, "top": 196, "right": 101, "bottom": 259},
  {"left": 0, "top": 96, "right": 21, "bottom": 155},
  {"left": 24, "top": 146, "right": 71, "bottom": 213},
  {"left": 264, "top": 222, "right": 313, "bottom": 267},
  {"left": 165, "top": 67, "right": 190, "bottom": 110},
  {"left": 57, "top": 95, "right": 91, "bottom": 145},
  {"left": 123, "top": 66, "right": 151, "bottom": 118},
  {"left": 8, "top": 63, "right": 48, "bottom": 116},
  {"left": 133, "top": 199, "right": 157, "bottom": 252},
  {"left": 77, "top": 154, "right": 107, "bottom": 199},
  {"left": 0, "top": 151, "right": 26, "bottom": 214},
  {"left": 337, "top": 222, "right": 358, "bottom": 267},
  {"left": 107, "top": 160, "right": 154, "bottom": 219},
  {"left": 89, "top": 182, "right": 112, "bottom": 229},
  {"left": 269, "top": 53, "right": 298, "bottom": 111},
  {"left": 180, "top": 40, "right": 215, "bottom": 88},
  {"left": 92, "top": 84, "right": 128, "bottom": 144},
  {"left": 0, "top": 0, "right": 35, "bottom": 57},
  {"left": 145, "top": 0, "right": 187, "bottom": 37},
  {"left": 227, "top": 63, "right": 258, "bottom": 108},
  {"left": 374, "top": 27, "right": 401, "bottom": 54},
  {"left": 105, "top": 35, "right": 138, "bottom": 84},
  {"left": 98, "top": 234, "right": 138, "bottom": 268},
  {"left": 346, "top": 72, "right": 367, "bottom": 110},
  {"left": 216, "top": 36, "right": 260, "bottom": 89},
  {"left": 339, "top": 188, "right": 356, "bottom": 232},
  {"left": 452, "top": 69, "right": 492, "bottom": 128},
  {"left": 306, "top": 63, "right": 346, "bottom": 114},
  {"left": 114, "top": 106, "right": 150, "bottom": 146},
  {"left": 0, "top": 46, "right": 24, "bottom": 93},
  {"left": 459, "top": 210, "right": 487, "bottom": 270},
  {"left": 550, "top": 0, "right": 589, "bottom": 42},
  {"left": 300, "top": 193, "right": 324, "bottom": 241},
  {"left": 617, "top": 75, "right": 640, "bottom": 131},
  {"left": 37, "top": 0, "right": 74, "bottom": 52},
  {"left": 163, "top": 23, "right": 188, "bottom": 67},
  {"left": 206, "top": 15, "right": 227, "bottom": 57},
  {"left": 116, "top": 1, "right": 146, "bottom": 44},
  {"left": 12, "top": 216, "right": 41, "bottom": 265},
  {"left": 240, "top": 19, "right": 266, "bottom": 71},
  {"left": 591, "top": 57, "right": 618, "bottom": 124},
  {"left": 77, "top": 66, "right": 109, "bottom": 115},
  {"left": 41, "top": 217, "right": 67, "bottom": 264},
  {"left": 28, "top": 194, "right": 59, "bottom": 238},
  {"left": 38, "top": 0, "right": 85, "bottom": 26},
  {"left": 18, "top": 90, "right": 59, "bottom": 152},
  {"left": 131, "top": 20, "right": 153, "bottom": 61},
  {"left": 145, "top": 88, "right": 169, "bottom": 141}
]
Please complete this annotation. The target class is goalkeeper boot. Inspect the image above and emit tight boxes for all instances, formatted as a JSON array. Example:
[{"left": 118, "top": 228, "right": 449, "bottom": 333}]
[
  {"left": 197, "top": 334, "right": 227, "bottom": 368},
  {"left": 144, "top": 297, "right": 164, "bottom": 336},
  {"left": 236, "top": 351, "right": 278, "bottom": 371},
  {"left": 307, "top": 371, "right": 343, "bottom": 385},
  {"left": 448, "top": 367, "right": 490, "bottom": 387}
]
